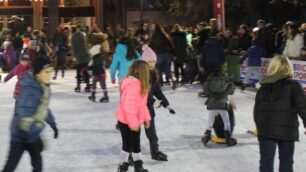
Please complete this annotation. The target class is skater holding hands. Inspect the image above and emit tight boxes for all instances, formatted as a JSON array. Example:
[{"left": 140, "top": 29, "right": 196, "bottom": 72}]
[
  {"left": 254, "top": 55, "right": 306, "bottom": 172},
  {"left": 116, "top": 60, "right": 151, "bottom": 172}
]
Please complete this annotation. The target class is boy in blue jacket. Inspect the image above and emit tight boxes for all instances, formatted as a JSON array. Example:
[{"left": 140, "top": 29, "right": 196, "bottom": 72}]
[{"left": 1, "top": 57, "right": 58, "bottom": 172}]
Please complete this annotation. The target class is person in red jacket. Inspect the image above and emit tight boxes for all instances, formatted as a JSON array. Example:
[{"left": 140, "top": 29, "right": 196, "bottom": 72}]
[
  {"left": 4, "top": 53, "right": 31, "bottom": 99},
  {"left": 116, "top": 60, "right": 151, "bottom": 172}
]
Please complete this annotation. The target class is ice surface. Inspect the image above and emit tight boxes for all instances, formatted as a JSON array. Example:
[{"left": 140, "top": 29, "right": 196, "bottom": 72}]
[{"left": 0, "top": 70, "right": 305, "bottom": 172}]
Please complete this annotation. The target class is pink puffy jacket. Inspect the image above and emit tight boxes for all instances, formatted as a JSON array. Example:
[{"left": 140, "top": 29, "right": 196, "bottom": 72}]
[{"left": 116, "top": 76, "right": 151, "bottom": 128}]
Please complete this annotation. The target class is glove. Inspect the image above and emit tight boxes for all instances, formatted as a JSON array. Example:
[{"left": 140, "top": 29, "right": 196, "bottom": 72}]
[
  {"left": 112, "top": 80, "right": 116, "bottom": 84},
  {"left": 153, "top": 99, "right": 162, "bottom": 109},
  {"left": 51, "top": 126, "right": 59, "bottom": 139},
  {"left": 166, "top": 106, "right": 176, "bottom": 114}
]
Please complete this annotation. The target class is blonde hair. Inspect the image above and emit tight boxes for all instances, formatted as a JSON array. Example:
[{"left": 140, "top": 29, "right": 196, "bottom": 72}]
[
  {"left": 267, "top": 55, "right": 293, "bottom": 77},
  {"left": 128, "top": 60, "right": 151, "bottom": 96},
  {"left": 172, "top": 24, "right": 182, "bottom": 32}
]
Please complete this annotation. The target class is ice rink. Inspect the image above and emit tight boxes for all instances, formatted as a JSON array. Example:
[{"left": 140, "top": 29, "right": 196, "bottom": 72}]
[{"left": 0, "top": 70, "right": 306, "bottom": 172}]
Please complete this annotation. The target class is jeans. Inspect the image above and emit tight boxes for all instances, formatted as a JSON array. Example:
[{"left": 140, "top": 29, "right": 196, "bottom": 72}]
[
  {"left": 174, "top": 62, "right": 185, "bottom": 82},
  {"left": 156, "top": 53, "right": 173, "bottom": 83},
  {"left": 2, "top": 138, "right": 44, "bottom": 172},
  {"left": 259, "top": 139, "right": 294, "bottom": 172},
  {"left": 145, "top": 117, "right": 159, "bottom": 153}
]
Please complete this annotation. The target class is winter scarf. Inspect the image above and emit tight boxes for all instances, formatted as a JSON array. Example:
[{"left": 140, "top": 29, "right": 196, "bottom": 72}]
[
  {"left": 20, "top": 84, "right": 50, "bottom": 131},
  {"left": 260, "top": 71, "right": 290, "bottom": 84}
]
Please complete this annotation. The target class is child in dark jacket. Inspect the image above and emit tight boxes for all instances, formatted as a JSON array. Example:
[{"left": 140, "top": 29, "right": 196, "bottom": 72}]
[
  {"left": 4, "top": 53, "right": 31, "bottom": 99},
  {"left": 88, "top": 33, "right": 109, "bottom": 102},
  {"left": 202, "top": 68, "right": 236, "bottom": 146},
  {"left": 142, "top": 45, "right": 176, "bottom": 161},
  {"left": 1, "top": 57, "right": 58, "bottom": 172}
]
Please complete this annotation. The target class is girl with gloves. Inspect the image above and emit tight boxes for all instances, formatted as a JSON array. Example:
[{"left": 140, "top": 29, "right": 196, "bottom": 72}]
[{"left": 142, "top": 45, "right": 176, "bottom": 161}]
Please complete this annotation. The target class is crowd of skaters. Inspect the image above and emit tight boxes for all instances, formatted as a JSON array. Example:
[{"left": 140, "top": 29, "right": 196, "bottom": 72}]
[{"left": 0, "top": 18, "right": 306, "bottom": 172}]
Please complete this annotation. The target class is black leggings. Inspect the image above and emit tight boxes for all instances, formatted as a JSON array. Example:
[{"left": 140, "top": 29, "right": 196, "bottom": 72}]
[
  {"left": 2, "top": 138, "right": 44, "bottom": 172},
  {"left": 119, "top": 122, "right": 141, "bottom": 153},
  {"left": 174, "top": 62, "right": 185, "bottom": 81}
]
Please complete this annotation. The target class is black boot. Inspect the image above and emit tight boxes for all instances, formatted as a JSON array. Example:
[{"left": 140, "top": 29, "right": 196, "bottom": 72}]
[
  {"left": 52, "top": 76, "right": 57, "bottom": 80},
  {"left": 100, "top": 93, "right": 109, "bottom": 103},
  {"left": 74, "top": 84, "right": 81, "bottom": 93},
  {"left": 134, "top": 160, "right": 148, "bottom": 172},
  {"left": 88, "top": 92, "right": 96, "bottom": 102},
  {"left": 172, "top": 80, "right": 177, "bottom": 90},
  {"left": 201, "top": 130, "right": 211, "bottom": 146},
  {"left": 128, "top": 154, "right": 134, "bottom": 166},
  {"left": 225, "top": 131, "right": 237, "bottom": 147},
  {"left": 117, "top": 162, "right": 129, "bottom": 172},
  {"left": 151, "top": 151, "right": 168, "bottom": 161},
  {"left": 84, "top": 85, "right": 90, "bottom": 93}
]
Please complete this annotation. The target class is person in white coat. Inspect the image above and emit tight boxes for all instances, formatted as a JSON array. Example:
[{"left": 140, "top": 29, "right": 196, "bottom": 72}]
[{"left": 283, "top": 23, "right": 304, "bottom": 59}]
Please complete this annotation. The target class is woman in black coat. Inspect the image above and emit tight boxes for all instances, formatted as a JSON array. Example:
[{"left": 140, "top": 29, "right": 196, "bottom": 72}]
[
  {"left": 254, "top": 55, "right": 306, "bottom": 172},
  {"left": 171, "top": 24, "right": 187, "bottom": 84},
  {"left": 150, "top": 25, "right": 176, "bottom": 89}
]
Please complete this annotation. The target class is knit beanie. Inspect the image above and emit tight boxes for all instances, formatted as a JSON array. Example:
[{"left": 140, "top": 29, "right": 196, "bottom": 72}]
[
  {"left": 32, "top": 57, "right": 52, "bottom": 75},
  {"left": 141, "top": 45, "right": 157, "bottom": 62}
]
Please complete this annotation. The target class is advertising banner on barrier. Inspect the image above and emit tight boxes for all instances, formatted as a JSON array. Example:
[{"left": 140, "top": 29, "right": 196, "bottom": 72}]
[{"left": 241, "top": 58, "right": 306, "bottom": 90}]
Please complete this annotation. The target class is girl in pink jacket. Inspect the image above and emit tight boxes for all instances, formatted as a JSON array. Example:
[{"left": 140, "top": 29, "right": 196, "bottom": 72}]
[
  {"left": 116, "top": 60, "right": 151, "bottom": 172},
  {"left": 4, "top": 53, "right": 30, "bottom": 99}
]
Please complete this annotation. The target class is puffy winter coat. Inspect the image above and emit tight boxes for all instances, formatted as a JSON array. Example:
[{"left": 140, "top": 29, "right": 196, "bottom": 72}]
[
  {"left": 283, "top": 34, "right": 304, "bottom": 58},
  {"left": 201, "top": 37, "right": 225, "bottom": 69},
  {"left": 254, "top": 77, "right": 306, "bottom": 141},
  {"left": 240, "top": 45, "right": 266, "bottom": 67},
  {"left": 71, "top": 32, "right": 90, "bottom": 65},
  {"left": 238, "top": 33, "right": 252, "bottom": 51},
  {"left": 116, "top": 77, "right": 151, "bottom": 128},
  {"left": 110, "top": 43, "right": 140, "bottom": 81},
  {"left": 171, "top": 31, "right": 187, "bottom": 64},
  {"left": 4, "top": 63, "right": 31, "bottom": 99},
  {"left": 10, "top": 73, "right": 56, "bottom": 143},
  {"left": 204, "top": 75, "right": 235, "bottom": 110}
]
